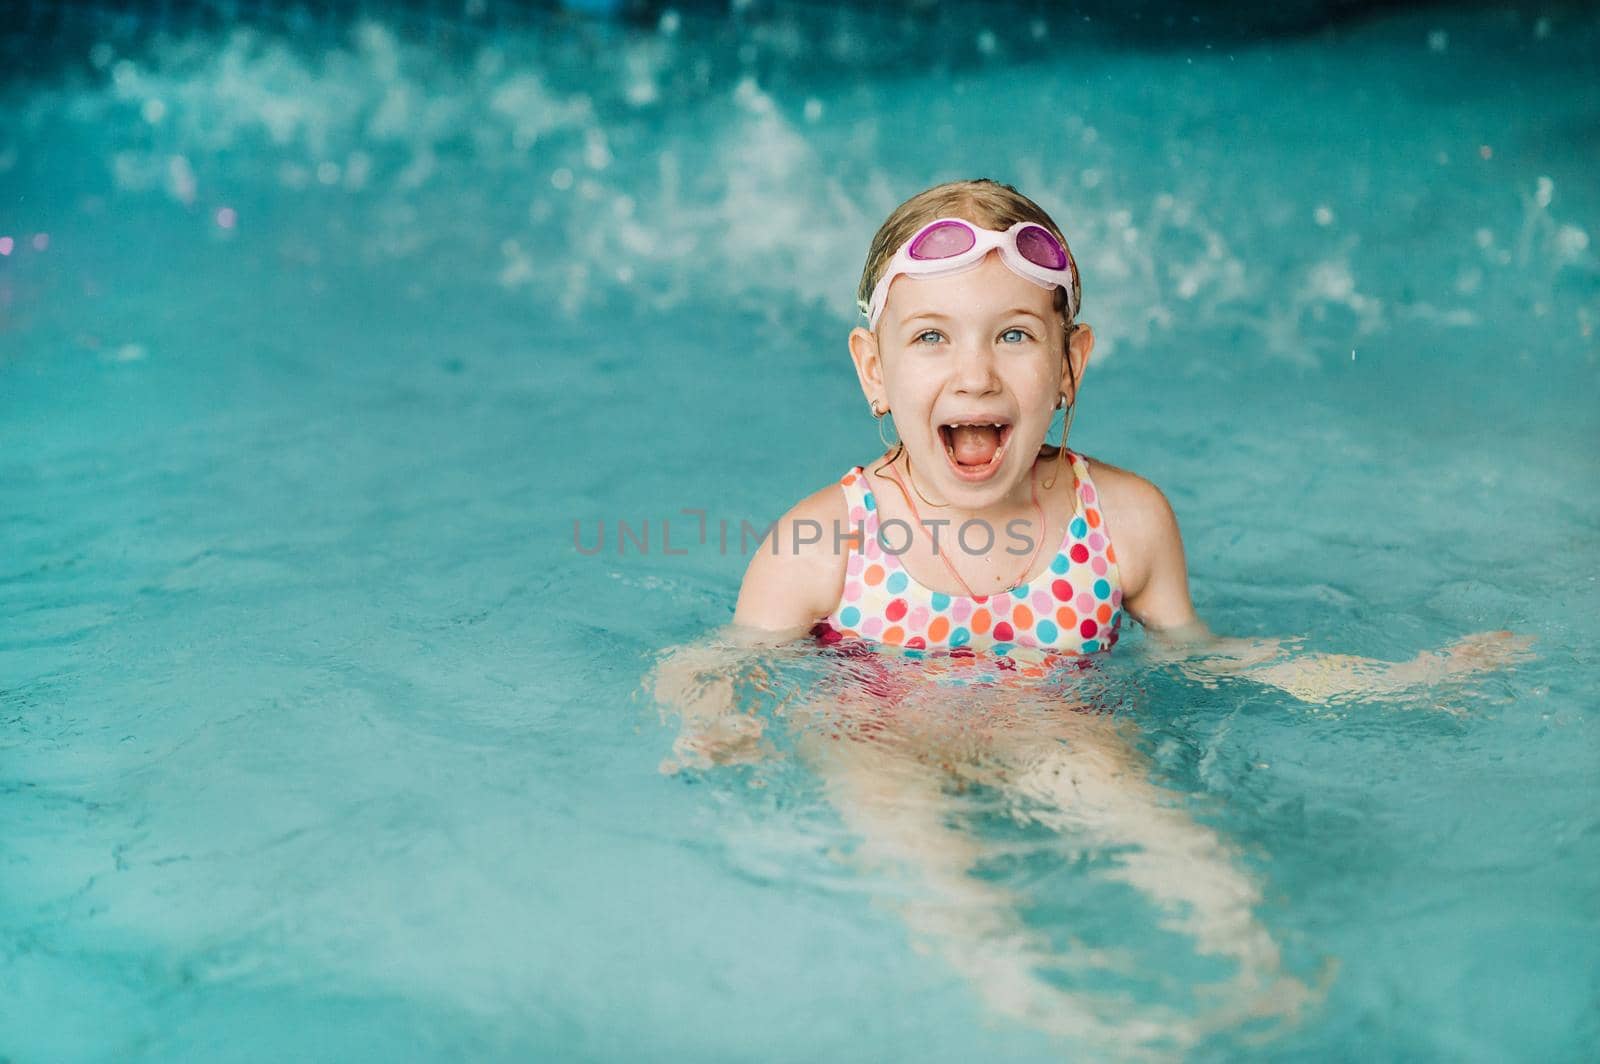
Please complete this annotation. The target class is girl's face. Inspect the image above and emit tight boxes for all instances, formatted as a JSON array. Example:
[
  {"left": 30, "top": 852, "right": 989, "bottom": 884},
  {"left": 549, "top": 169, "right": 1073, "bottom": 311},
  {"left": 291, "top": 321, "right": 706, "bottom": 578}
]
[{"left": 849, "top": 251, "right": 1091, "bottom": 510}]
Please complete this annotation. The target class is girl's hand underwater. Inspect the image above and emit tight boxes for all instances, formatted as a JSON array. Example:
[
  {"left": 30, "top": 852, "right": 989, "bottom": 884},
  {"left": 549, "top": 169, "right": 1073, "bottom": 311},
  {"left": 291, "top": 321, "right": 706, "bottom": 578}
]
[
  {"left": 651, "top": 630, "right": 789, "bottom": 774},
  {"left": 667, "top": 707, "right": 767, "bottom": 773},
  {"left": 1436, "top": 630, "right": 1538, "bottom": 673}
]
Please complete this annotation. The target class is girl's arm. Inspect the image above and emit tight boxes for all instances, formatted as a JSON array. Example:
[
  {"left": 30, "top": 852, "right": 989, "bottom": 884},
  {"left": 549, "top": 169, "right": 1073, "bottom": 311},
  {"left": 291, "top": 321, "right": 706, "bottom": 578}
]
[
  {"left": 1094, "top": 461, "right": 1533, "bottom": 705},
  {"left": 652, "top": 484, "right": 849, "bottom": 769}
]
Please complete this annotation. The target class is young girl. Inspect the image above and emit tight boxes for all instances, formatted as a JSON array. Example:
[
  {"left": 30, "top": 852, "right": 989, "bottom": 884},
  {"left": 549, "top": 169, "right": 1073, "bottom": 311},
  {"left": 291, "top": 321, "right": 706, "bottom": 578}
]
[
  {"left": 653, "top": 179, "right": 1529, "bottom": 1049},
  {"left": 721, "top": 177, "right": 1526, "bottom": 694}
]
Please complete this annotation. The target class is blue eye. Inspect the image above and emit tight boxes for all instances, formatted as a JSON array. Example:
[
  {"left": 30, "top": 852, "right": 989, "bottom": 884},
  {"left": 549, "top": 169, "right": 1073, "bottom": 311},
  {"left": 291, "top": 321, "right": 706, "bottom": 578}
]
[
  {"left": 915, "top": 330, "right": 945, "bottom": 344},
  {"left": 1001, "top": 328, "right": 1031, "bottom": 343}
]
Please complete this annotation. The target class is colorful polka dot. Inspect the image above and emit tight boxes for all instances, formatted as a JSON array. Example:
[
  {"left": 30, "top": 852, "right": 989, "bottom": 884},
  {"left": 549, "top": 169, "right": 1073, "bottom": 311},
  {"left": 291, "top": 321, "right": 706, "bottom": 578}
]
[{"left": 821, "top": 458, "right": 1122, "bottom": 661}]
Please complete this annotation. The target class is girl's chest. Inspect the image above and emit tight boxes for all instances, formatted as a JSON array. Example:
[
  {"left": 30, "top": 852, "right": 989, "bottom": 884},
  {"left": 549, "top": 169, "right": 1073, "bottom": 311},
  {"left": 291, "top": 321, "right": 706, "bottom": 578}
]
[{"left": 828, "top": 461, "right": 1125, "bottom": 655}]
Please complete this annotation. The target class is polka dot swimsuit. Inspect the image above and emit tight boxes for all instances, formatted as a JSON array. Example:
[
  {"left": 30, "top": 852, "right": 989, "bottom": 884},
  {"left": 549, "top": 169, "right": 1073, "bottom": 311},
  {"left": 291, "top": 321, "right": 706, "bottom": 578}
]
[{"left": 813, "top": 449, "right": 1124, "bottom": 679}]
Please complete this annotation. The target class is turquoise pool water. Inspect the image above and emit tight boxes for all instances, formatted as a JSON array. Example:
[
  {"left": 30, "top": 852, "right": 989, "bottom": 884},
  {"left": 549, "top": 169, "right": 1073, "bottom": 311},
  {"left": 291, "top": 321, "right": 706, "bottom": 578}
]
[{"left": 3, "top": 3, "right": 1597, "bottom": 1060}]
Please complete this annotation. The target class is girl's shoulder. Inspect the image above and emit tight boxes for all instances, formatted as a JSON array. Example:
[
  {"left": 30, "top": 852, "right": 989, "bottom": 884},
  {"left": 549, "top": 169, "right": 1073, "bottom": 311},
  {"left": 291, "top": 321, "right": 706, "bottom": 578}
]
[
  {"left": 731, "top": 475, "right": 852, "bottom": 634},
  {"left": 1076, "top": 453, "right": 1184, "bottom": 600}
]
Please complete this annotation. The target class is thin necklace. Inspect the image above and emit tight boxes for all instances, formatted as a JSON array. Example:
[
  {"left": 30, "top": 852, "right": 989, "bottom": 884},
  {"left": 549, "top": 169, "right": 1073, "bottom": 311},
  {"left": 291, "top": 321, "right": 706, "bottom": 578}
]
[
  {"left": 902, "top": 448, "right": 946, "bottom": 508},
  {"left": 881, "top": 454, "right": 1049, "bottom": 598}
]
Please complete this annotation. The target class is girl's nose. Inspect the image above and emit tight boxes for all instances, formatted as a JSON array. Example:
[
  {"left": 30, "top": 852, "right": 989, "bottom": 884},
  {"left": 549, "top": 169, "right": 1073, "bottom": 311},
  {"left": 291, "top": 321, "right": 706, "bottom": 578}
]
[{"left": 952, "top": 341, "right": 1002, "bottom": 394}]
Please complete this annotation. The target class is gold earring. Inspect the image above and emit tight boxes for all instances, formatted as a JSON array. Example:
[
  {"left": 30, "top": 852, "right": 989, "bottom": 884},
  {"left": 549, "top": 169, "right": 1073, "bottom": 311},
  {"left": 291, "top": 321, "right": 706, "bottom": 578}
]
[{"left": 874, "top": 404, "right": 899, "bottom": 452}]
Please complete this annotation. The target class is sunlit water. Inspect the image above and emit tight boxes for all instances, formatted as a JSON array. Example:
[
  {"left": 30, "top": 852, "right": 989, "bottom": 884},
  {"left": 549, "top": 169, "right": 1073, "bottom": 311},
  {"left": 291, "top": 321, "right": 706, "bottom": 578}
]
[{"left": 2, "top": 2, "right": 1597, "bottom": 1060}]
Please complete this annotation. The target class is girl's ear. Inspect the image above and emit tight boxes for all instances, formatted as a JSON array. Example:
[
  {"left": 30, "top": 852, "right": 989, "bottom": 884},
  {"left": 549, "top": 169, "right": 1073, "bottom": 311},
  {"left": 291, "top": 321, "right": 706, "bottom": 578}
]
[
  {"left": 1063, "top": 323, "right": 1095, "bottom": 401},
  {"left": 848, "top": 326, "right": 886, "bottom": 409}
]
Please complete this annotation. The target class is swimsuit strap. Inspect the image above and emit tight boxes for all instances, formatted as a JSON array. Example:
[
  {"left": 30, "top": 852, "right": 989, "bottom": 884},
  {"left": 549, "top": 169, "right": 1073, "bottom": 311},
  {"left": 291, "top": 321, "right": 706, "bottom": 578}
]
[{"left": 879, "top": 453, "right": 1048, "bottom": 597}]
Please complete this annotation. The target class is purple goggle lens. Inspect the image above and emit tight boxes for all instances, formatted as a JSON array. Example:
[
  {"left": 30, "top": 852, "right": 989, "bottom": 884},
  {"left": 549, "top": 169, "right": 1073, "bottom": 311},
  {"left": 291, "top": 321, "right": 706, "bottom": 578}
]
[
  {"left": 1015, "top": 224, "right": 1068, "bottom": 269},
  {"left": 907, "top": 220, "right": 978, "bottom": 260}
]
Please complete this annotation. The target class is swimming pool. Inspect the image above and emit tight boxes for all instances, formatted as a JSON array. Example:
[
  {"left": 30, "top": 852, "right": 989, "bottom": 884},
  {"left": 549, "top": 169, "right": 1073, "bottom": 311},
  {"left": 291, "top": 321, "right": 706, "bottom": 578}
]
[{"left": 2, "top": 1, "right": 1596, "bottom": 1059}]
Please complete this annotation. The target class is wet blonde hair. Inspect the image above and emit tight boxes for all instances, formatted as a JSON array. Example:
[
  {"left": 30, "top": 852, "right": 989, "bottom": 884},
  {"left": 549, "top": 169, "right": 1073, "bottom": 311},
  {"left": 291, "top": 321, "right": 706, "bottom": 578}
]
[{"left": 855, "top": 178, "right": 1081, "bottom": 330}]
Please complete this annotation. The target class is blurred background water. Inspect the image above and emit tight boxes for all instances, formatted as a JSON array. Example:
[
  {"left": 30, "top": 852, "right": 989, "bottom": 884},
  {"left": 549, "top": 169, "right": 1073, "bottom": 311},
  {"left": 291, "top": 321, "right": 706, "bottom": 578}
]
[{"left": 1, "top": 1, "right": 1597, "bottom": 1060}]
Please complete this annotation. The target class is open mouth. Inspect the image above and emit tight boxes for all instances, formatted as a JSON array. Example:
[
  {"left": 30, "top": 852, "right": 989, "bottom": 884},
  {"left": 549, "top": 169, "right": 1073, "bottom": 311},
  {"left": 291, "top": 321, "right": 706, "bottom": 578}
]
[{"left": 937, "top": 420, "right": 1012, "bottom": 481}]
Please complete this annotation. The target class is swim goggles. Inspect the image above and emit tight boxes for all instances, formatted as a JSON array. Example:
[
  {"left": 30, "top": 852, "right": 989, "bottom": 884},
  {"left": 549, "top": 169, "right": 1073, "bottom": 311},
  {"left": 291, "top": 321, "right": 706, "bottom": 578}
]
[{"left": 861, "top": 217, "right": 1080, "bottom": 331}]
